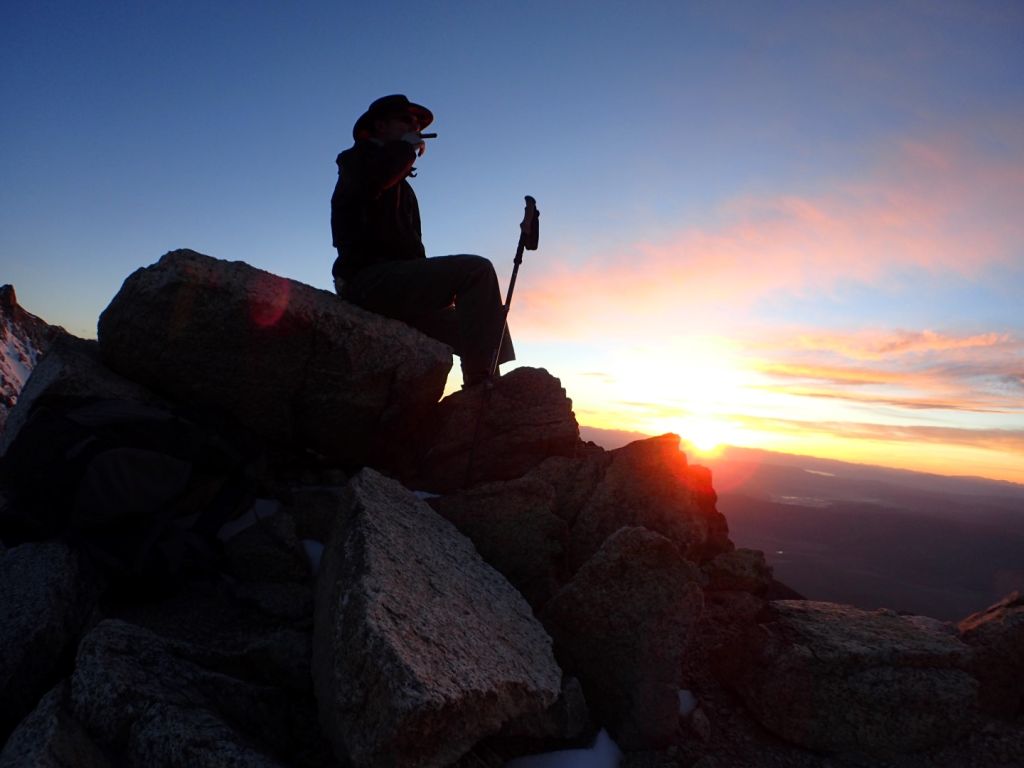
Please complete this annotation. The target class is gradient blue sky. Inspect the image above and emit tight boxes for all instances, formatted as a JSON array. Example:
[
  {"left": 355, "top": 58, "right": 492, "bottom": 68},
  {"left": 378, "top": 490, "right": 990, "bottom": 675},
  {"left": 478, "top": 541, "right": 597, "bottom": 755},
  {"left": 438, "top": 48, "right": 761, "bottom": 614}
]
[{"left": 3, "top": 1, "right": 1023, "bottom": 481}]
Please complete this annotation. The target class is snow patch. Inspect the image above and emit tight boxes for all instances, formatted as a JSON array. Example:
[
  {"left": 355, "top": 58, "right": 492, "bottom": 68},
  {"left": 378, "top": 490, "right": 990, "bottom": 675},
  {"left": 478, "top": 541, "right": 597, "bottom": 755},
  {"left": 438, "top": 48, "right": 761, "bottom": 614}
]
[
  {"left": 678, "top": 689, "right": 697, "bottom": 717},
  {"left": 302, "top": 539, "right": 325, "bottom": 575},
  {"left": 1, "top": 317, "right": 40, "bottom": 393},
  {"left": 505, "top": 729, "right": 621, "bottom": 768}
]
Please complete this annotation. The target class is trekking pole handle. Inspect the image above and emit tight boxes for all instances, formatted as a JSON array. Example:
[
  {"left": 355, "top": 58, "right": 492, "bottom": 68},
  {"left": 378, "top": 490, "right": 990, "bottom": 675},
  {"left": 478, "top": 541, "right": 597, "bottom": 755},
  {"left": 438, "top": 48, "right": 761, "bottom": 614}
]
[{"left": 520, "top": 196, "right": 539, "bottom": 254}]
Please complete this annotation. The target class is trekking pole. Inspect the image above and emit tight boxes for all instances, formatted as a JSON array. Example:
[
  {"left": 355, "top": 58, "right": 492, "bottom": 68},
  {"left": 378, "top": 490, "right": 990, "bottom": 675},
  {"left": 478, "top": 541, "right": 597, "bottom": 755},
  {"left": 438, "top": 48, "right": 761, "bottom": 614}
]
[{"left": 489, "top": 195, "right": 539, "bottom": 376}]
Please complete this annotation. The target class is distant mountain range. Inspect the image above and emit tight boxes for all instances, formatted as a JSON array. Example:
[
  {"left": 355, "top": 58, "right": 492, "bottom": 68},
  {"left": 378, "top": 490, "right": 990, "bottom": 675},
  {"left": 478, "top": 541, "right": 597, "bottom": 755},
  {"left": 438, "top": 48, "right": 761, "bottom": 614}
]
[{"left": 582, "top": 425, "right": 1024, "bottom": 621}]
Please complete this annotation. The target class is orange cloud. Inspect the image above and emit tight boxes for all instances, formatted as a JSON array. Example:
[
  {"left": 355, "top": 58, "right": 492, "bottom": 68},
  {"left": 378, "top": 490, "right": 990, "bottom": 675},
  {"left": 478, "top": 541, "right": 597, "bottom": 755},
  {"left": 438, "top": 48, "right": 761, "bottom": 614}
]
[
  {"left": 794, "top": 329, "right": 1011, "bottom": 360},
  {"left": 731, "top": 413, "right": 1024, "bottom": 453},
  {"left": 747, "top": 331, "right": 1024, "bottom": 413}
]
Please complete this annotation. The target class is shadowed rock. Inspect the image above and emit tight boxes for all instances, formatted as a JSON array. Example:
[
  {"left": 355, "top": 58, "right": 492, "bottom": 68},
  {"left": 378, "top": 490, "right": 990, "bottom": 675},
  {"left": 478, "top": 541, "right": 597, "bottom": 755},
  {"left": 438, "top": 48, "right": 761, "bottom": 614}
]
[
  {"left": 721, "top": 600, "right": 978, "bottom": 753},
  {"left": 0, "top": 682, "right": 113, "bottom": 768},
  {"left": 568, "top": 434, "right": 732, "bottom": 572},
  {"left": 486, "top": 675, "right": 594, "bottom": 757},
  {"left": 97, "top": 249, "right": 451, "bottom": 465},
  {"left": 71, "top": 620, "right": 329, "bottom": 767},
  {"left": 413, "top": 367, "right": 579, "bottom": 492},
  {"left": 431, "top": 475, "right": 569, "bottom": 609},
  {"left": 959, "top": 591, "right": 1024, "bottom": 718},
  {"left": 523, "top": 451, "right": 610, "bottom": 527},
  {"left": 0, "top": 542, "right": 97, "bottom": 740},
  {"left": 702, "top": 548, "right": 773, "bottom": 594},
  {"left": 541, "top": 527, "right": 705, "bottom": 750},
  {"left": 0, "top": 336, "right": 165, "bottom": 456},
  {"left": 312, "top": 469, "right": 562, "bottom": 767}
]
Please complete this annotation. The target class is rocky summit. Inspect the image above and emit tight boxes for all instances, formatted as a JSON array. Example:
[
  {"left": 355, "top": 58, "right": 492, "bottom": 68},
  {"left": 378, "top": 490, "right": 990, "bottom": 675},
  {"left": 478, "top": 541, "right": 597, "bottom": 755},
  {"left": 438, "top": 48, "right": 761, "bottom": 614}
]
[{"left": 1, "top": 251, "right": 1023, "bottom": 767}]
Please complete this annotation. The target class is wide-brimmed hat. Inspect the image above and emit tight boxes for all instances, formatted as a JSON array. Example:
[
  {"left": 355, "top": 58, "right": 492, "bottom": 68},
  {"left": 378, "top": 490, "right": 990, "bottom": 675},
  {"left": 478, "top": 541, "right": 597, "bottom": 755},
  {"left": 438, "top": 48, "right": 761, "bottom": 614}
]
[{"left": 352, "top": 94, "right": 433, "bottom": 140}]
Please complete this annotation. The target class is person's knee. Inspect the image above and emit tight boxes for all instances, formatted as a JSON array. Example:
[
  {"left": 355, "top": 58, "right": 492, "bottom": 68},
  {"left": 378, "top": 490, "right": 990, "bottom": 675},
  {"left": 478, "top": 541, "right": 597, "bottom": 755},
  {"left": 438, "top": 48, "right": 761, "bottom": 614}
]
[{"left": 447, "top": 253, "right": 492, "bottom": 271}]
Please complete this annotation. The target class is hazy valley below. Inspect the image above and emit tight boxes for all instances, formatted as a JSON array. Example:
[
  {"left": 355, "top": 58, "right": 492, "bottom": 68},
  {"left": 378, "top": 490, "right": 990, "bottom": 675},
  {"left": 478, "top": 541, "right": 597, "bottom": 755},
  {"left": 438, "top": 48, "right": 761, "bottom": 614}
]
[
  {"left": 711, "top": 449, "right": 1024, "bottom": 621},
  {"left": 582, "top": 426, "right": 1024, "bottom": 622}
]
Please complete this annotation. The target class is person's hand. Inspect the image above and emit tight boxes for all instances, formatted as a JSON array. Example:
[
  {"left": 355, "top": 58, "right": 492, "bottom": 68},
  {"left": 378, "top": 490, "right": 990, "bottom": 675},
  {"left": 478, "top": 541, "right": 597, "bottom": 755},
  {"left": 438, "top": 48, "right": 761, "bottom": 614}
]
[{"left": 401, "top": 132, "right": 427, "bottom": 156}]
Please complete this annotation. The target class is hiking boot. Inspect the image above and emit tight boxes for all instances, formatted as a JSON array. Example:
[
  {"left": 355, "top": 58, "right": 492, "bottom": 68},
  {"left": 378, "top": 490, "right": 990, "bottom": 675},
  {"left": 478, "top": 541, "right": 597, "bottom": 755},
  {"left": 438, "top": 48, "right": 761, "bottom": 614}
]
[{"left": 462, "top": 371, "right": 497, "bottom": 390}]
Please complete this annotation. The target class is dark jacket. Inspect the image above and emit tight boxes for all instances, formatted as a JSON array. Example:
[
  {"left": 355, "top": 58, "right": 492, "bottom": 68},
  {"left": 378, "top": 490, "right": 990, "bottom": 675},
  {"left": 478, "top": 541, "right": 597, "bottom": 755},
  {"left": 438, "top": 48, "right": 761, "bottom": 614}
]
[{"left": 330, "top": 140, "right": 425, "bottom": 280}]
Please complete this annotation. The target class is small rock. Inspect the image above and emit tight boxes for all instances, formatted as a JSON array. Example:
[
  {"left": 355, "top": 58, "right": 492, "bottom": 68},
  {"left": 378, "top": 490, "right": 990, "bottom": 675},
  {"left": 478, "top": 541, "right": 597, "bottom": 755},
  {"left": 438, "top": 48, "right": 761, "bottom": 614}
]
[
  {"left": 541, "top": 527, "right": 704, "bottom": 750},
  {"left": 222, "top": 511, "right": 310, "bottom": 583},
  {"left": 688, "top": 708, "right": 712, "bottom": 742},
  {"left": 702, "top": 548, "right": 773, "bottom": 594}
]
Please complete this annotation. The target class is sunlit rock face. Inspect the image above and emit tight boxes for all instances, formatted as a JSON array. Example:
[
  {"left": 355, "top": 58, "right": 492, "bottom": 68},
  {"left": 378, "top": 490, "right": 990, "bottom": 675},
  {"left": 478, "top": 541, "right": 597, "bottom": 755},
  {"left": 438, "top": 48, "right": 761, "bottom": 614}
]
[
  {"left": 568, "top": 433, "right": 732, "bottom": 572},
  {"left": 0, "top": 285, "right": 67, "bottom": 436},
  {"left": 97, "top": 250, "right": 451, "bottom": 466},
  {"left": 720, "top": 600, "right": 978, "bottom": 753}
]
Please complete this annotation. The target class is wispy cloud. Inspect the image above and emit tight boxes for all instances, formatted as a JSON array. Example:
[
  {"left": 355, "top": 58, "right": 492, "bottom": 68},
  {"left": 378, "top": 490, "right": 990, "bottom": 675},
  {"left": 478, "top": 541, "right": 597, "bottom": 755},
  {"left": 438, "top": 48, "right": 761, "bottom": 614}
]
[
  {"left": 731, "top": 413, "right": 1024, "bottom": 452},
  {"left": 794, "top": 329, "right": 1012, "bottom": 360},
  {"left": 749, "top": 331, "right": 1024, "bottom": 413},
  {"left": 515, "top": 132, "right": 1024, "bottom": 341}
]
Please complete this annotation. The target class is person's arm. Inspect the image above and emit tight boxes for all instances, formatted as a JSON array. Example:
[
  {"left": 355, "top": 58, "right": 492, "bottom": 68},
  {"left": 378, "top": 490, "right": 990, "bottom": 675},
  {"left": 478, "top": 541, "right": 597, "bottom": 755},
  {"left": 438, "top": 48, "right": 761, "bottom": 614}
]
[{"left": 348, "top": 141, "right": 418, "bottom": 198}]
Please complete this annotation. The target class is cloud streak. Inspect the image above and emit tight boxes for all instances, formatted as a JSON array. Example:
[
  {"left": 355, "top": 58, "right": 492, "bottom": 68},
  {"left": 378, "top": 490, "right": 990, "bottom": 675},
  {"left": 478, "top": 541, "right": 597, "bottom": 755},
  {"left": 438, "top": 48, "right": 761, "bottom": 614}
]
[
  {"left": 515, "top": 132, "right": 1024, "bottom": 341},
  {"left": 748, "top": 330, "right": 1024, "bottom": 413},
  {"left": 730, "top": 413, "right": 1024, "bottom": 453}
]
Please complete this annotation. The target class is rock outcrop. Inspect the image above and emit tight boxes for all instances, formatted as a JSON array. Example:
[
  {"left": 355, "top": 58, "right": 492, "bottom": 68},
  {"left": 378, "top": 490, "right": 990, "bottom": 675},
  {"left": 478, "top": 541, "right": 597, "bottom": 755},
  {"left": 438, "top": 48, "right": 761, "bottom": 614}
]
[
  {"left": 97, "top": 250, "right": 451, "bottom": 465},
  {"left": 414, "top": 367, "right": 579, "bottom": 492},
  {"left": 312, "top": 469, "right": 562, "bottom": 767},
  {"left": 568, "top": 434, "right": 732, "bottom": 571},
  {"left": 720, "top": 600, "right": 978, "bottom": 753},
  {"left": 541, "top": 527, "right": 705, "bottom": 749},
  {"left": 959, "top": 591, "right": 1024, "bottom": 718},
  {"left": 0, "top": 542, "right": 97, "bottom": 740}
]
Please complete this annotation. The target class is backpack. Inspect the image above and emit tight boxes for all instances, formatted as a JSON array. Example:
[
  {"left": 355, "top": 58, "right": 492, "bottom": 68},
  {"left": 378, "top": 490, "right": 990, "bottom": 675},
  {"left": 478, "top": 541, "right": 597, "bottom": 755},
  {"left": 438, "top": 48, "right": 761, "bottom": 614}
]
[{"left": 0, "top": 397, "right": 265, "bottom": 593}]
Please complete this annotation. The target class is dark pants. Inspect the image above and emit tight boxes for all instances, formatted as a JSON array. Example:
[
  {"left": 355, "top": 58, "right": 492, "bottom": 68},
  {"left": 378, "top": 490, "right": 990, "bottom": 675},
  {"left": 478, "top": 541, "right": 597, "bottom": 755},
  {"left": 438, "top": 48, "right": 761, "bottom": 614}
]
[{"left": 337, "top": 254, "right": 515, "bottom": 384}]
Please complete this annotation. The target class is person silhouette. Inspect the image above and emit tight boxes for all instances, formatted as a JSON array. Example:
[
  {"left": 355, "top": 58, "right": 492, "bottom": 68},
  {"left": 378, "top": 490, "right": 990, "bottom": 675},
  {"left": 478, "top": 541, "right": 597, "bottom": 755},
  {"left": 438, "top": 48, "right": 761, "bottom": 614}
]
[{"left": 330, "top": 94, "right": 514, "bottom": 387}]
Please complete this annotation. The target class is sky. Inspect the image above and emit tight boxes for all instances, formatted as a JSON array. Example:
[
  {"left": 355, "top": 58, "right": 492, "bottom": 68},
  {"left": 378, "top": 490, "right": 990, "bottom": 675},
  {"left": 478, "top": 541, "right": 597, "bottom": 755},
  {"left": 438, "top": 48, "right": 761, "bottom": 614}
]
[{"left": 2, "top": 1, "right": 1023, "bottom": 483}]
